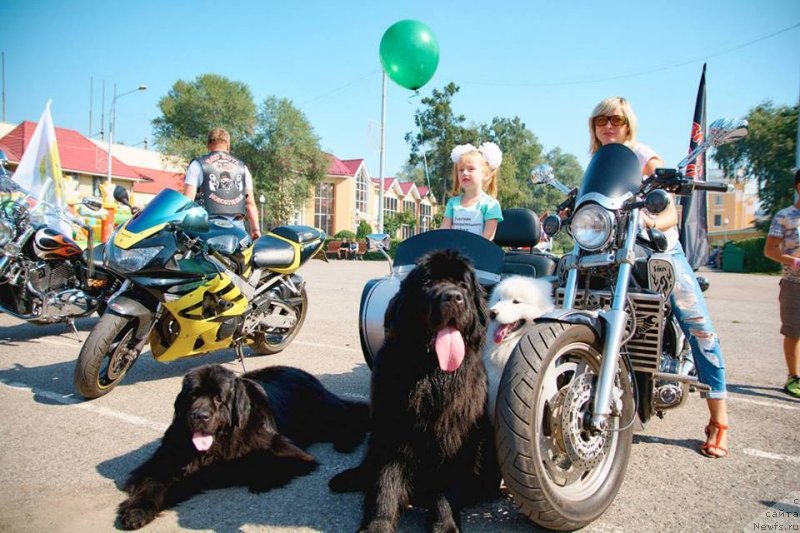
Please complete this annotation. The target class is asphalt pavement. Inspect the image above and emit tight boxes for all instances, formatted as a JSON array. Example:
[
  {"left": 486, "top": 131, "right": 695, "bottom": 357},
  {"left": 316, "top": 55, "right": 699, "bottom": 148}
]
[{"left": 0, "top": 259, "right": 797, "bottom": 532}]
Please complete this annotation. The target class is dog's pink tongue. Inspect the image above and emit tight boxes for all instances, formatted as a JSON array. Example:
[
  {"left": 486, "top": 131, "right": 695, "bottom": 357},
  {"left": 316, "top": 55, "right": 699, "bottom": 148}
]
[
  {"left": 192, "top": 432, "right": 214, "bottom": 452},
  {"left": 434, "top": 326, "right": 465, "bottom": 372},
  {"left": 494, "top": 323, "right": 514, "bottom": 344}
]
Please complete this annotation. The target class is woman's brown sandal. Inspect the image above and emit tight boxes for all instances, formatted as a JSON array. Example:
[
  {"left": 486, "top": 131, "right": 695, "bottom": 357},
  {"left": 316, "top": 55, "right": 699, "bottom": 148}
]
[{"left": 700, "top": 419, "right": 729, "bottom": 458}]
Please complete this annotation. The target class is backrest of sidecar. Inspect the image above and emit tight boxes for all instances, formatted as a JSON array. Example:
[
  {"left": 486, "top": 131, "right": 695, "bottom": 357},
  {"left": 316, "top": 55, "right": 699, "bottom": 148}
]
[
  {"left": 360, "top": 229, "right": 504, "bottom": 367},
  {"left": 493, "top": 208, "right": 558, "bottom": 278}
]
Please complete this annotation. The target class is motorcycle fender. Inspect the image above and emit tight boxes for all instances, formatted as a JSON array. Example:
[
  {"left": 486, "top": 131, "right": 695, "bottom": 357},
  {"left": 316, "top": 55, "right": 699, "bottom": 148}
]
[
  {"left": 107, "top": 294, "right": 156, "bottom": 339},
  {"left": 536, "top": 308, "right": 604, "bottom": 339},
  {"left": 538, "top": 310, "right": 644, "bottom": 424}
]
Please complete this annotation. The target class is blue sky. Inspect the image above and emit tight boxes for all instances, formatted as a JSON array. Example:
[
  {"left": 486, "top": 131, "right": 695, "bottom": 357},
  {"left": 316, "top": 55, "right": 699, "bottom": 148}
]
[{"left": 2, "top": 0, "right": 798, "bottom": 181}]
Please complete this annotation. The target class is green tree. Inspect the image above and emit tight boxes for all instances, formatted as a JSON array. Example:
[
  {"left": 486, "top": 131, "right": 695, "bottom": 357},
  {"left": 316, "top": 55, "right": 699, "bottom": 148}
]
[
  {"left": 384, "top": 209, "right": 417, "bottom": 239},
  {"left": 479, "top": 116, "right": 547, "bottom": 210},
  {"left": 239, "top": 97, "right": 328, "bottom": 226},
  {"left": 405, "top": 83, "right": 478, "bottom": 204},
  {"left": 713, "top": 101, "right": 798, "bottom": 229},
  {"left": 152, "top": 74, "right": 257, "bottom": 162},
  {"left": 542, "top": 147, "right": 583, "bottom": 252},
  {"left": 356, "top": 220, "right": 373, "bottom": 239}
]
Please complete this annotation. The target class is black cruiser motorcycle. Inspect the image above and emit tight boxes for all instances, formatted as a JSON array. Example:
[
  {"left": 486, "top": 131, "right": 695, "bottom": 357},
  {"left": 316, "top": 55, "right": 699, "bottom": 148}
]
[
  {"left": 493, "top": 118, "right": 747, "bottom": 530},
  {"left": 357, "top": 118, "right": 747, "bottom": 530},
  {"left": 0, "top": 152, "right": 119, "bottom": 332}
]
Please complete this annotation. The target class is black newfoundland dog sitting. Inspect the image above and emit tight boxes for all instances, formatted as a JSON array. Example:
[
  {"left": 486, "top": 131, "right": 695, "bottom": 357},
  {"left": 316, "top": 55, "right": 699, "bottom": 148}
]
[
  {"left": 330, "top": 250, "right": 500, "bottom": 532},
  {"left": 118, "top": 364, "right": 369, "bottom": 530}
]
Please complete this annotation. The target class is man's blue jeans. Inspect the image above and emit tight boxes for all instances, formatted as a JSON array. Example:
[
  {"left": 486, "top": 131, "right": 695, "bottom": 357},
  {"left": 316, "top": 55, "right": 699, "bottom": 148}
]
[{"left": 667, "top": 244, "right": 727, "bottom": 399}]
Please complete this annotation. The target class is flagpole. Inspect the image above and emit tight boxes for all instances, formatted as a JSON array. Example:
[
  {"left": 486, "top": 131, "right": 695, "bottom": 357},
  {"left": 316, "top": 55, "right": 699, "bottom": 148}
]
[{"left": 378, "top": 71, "right": 387, "bottom": 234}]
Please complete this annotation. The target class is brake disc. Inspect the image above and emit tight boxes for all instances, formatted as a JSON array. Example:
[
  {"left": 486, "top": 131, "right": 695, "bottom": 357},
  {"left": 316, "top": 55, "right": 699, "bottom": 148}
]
[{"left": 560, "top": 372, "right": 611, "bottom": 470}]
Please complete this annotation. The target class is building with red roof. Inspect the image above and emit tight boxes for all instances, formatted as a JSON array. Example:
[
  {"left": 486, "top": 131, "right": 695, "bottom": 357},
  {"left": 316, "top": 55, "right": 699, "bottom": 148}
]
[
  {"left": 0, "top": 121, "right": 439, "bottom": 239},
  {"left": 291, "top": 155, "right": 436, "bottom": 238},
  {"left": 0, "top": 121, "right": 152, "bottom": 206}
]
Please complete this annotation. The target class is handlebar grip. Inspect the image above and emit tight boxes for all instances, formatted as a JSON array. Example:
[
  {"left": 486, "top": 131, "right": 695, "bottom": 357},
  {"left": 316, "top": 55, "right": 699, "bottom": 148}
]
[{"left": 693, "top": 181, "right": 731, "bottom": 193}]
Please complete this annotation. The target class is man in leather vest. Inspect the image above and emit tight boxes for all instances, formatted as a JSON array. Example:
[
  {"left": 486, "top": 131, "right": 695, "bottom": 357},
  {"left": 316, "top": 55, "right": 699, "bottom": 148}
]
[{"left": 183, "top": 128, "right": 261, "bottom": 239}]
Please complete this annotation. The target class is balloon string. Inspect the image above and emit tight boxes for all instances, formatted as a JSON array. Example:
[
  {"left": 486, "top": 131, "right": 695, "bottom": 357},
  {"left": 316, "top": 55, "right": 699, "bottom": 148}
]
[{"left": 411, "top": 109, "right": 434, "bottom": 197}]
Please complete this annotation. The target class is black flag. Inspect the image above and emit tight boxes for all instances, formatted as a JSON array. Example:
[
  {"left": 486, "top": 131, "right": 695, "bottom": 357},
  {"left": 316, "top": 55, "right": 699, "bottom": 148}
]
[{"left": 679, "top": 64, "right": 709, "bottom": 269}]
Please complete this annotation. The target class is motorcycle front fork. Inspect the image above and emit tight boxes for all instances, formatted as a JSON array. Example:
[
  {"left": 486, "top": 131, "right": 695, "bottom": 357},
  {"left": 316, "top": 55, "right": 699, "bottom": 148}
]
[{"left": 563, "top": 210, "right": 641, "bottom": 433}]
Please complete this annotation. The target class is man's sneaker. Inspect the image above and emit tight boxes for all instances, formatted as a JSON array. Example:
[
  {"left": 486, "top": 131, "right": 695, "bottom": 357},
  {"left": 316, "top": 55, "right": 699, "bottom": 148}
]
[{"left": 785, "top": 376, "right": 800, "bottom": 398}]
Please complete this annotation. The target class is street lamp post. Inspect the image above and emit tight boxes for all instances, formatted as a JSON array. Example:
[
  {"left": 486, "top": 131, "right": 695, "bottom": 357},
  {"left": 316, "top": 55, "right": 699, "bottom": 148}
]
[{"left": 102, "top": 84, "right": 146, "bottom": 242}]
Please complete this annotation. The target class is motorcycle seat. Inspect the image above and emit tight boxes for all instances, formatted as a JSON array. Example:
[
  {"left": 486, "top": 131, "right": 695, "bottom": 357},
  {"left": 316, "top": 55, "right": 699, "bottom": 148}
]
[
  {"left": 270, "top": 225, "right": 325, "bottom": 244},
  {"left": 252, "top": 235, "right": 295, "bottom": 269},
  {"left": 494, "top": 208, "right": 558, "bottom": 278}
]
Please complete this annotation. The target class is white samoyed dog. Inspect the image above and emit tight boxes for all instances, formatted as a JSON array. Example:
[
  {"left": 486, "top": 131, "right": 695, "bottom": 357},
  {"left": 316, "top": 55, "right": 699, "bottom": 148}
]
[{"left": 484, "top": 275, "right": 555, "bottom": 423}]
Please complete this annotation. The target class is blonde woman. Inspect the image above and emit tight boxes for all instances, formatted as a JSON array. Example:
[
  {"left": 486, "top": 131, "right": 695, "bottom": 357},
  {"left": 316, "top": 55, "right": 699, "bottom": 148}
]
[{"left": 587, "top": 96, "right": 729, "bottom": 458}]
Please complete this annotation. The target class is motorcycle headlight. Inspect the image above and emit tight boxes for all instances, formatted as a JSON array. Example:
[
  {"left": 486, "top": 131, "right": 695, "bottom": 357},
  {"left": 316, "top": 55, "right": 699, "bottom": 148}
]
[
  {"left": 106, "top": 244, "right": 163, "bottom": 273},
  {"left": 571, "top": 204, "right": 615, "bottom": 251},
  {"left": 0, "top": 219, "right": 13, "bottom": 247}
]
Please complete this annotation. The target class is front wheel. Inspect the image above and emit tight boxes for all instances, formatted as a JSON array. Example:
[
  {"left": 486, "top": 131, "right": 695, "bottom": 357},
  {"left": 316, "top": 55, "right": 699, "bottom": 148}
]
[
  {"left": 495, "top": 322, "right": 634, "bottom": 531},
  {"left": 74, "top": 313, "right": 142, "bottom": 399},
  {"left": 250, "top": 286, "right": 308, "bottom": 355}
]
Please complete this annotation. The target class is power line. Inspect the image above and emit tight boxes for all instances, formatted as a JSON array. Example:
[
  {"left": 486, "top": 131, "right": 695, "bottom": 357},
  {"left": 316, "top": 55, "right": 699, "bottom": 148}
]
[
  {"left": 462, "top": 22, "right": 800, "bottom": 88},
  {"left": 300, "top": 70, "right": 380, "bottom": 107}
]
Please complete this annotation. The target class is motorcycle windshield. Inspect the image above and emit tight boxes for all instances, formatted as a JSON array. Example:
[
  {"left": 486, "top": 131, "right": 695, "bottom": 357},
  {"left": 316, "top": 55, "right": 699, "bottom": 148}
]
[
  {"left": 3, "top": 175, "right": 74, "bottom": 235},
  {"left": 126, "top": 188, "right": 197, "bottom": 234},
  {"left": 577, "top": 143, "right": 643, "bottom": 210}
]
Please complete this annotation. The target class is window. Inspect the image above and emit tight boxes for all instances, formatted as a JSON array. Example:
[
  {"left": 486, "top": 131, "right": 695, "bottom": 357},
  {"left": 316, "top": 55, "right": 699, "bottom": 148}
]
[
  {"left": 92, "top": 176, "right": 102, "bottom": 197},
  {"left": 419, "top": 204, "right": 432, "bottom": 232},
  {"left": 713, "top": 214, "right": 722, "bottom": 227},
  {"left": 314, "top": 182, "right": 334, "bottom": 236},
  {"left": 384, "top": 197, "right": 397, "bottom": 214},
  {"left": 356, "top": 170, "right": 368, "bottom": 216},
  {"left": 401, "top": 200, "right": 417, "bottom": 238},
  {"left": 714, "top": 195, "right": 723, "bottom": 206}
]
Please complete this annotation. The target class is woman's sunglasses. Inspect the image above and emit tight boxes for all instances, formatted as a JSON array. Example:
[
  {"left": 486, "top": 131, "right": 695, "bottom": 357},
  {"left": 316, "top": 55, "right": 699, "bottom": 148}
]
[{"left": 593, "top": 115, "right": 628, "bottom": 127}]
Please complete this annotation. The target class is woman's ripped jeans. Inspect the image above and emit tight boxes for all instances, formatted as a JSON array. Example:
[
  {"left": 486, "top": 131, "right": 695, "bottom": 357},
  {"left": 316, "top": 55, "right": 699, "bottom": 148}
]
[{"left": 668, "top": 244, "right": 727, "bottom": 399}]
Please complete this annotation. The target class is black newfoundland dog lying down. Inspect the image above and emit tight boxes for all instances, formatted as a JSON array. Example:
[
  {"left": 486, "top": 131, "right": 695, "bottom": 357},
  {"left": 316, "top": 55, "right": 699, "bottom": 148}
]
[
  {"left": 118, "top": 364, "right": 369, "bottom": 530},
  {"left": 330, "top": 250, "right": 500, "bottom": 532}
]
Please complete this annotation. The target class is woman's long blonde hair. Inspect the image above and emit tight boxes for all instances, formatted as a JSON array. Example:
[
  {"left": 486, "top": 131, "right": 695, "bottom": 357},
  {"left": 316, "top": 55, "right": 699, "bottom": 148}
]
[
  {"left": 588, "top": 96, "right": 638, "bottom": 154},
  {"left": 450, "top": 151, "right": 499, "bottom": 198}
]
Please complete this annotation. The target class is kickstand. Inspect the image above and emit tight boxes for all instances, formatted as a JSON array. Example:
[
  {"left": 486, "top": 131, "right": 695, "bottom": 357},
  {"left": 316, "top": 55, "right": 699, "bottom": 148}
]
[
  {"left": 234, "top": 344, "right": 247, "bottom": 373},
  {"left": 67, "top": 319, "right": 81, "bottom": 343}
]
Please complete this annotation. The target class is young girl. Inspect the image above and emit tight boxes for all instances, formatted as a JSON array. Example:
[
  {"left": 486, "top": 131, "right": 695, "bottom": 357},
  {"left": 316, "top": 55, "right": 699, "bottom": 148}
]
[{"left": 440, "top": 142, "right": 504, "bottom": 240}]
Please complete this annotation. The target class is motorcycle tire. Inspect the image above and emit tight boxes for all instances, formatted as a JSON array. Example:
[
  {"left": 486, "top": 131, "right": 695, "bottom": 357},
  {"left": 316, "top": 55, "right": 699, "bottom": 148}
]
[
  {"left": 495, "top": 322, "right": 634, "bottom": 531},
  {"left": 73, "top": 313, "right": 141, "bottom": 399},
  {"left": 250, "top": 286, "right": 308, "bottom": 355}
]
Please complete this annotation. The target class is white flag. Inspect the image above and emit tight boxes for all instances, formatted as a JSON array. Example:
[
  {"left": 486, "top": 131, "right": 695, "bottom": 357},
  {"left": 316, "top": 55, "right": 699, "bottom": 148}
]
[
  {"left": 13, "top": 100, "right": 72, "bottom": 235},
  {"left": 13, "top": 100, "right": 65, "bottom": 208}
]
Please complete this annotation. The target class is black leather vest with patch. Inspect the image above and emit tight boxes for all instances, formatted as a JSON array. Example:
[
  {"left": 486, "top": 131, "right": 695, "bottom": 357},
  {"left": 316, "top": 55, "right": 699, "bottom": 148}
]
[{"left": 194, "top": 151, "right": 247, "bottom": 217}]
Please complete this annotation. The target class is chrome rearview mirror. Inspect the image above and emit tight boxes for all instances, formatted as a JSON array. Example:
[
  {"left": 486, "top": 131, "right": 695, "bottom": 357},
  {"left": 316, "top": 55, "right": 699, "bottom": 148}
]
[
  {"left": 366, "top": 233, "right": 390, "bottom": 252},
  {"left": 530, "top": 164, "right": 555, "bottom": 185},
  {"left": 366, "top": 233, "right": 392, "bottom": 270},
  {"left": 677, "top": 118, "right": 748, "bottom": 170},
  {"left": 531, "top": 164, "right": 573, "bottom": 195},
  {"left": 708, "top": 118, "right": 749, "bottom": 147}
]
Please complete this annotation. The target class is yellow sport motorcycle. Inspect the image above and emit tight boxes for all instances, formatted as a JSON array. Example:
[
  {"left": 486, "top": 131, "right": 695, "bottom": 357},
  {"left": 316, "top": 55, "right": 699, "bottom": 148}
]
[{"left": 73, "top": 187, "right": 325, "bottom": 399}]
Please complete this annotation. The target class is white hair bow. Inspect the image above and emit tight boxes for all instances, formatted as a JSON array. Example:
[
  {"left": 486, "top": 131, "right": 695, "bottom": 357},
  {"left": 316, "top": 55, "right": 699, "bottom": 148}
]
[{"left": 449, "top": 142, "right": 503, "bottom": 170}]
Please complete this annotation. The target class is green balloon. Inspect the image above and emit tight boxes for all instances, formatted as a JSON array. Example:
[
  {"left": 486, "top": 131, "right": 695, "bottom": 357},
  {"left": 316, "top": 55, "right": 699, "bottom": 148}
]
[{"left": 379, "top": 20, "right": 440, "bottom": 91}]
